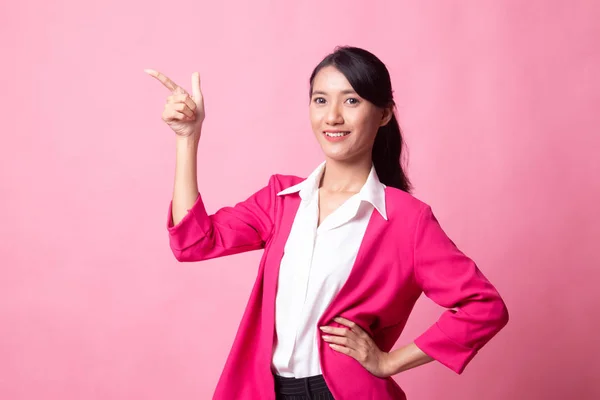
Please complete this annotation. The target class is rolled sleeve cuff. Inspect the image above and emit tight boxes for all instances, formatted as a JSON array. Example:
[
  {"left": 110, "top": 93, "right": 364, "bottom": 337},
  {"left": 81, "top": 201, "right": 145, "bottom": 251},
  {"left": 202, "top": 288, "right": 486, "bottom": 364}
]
[
  {"left": 414, "top": 322, "right": 478, "bottom": 375},
  {"left": 166, "top": 193, "right": 210, "bottom": 251}
]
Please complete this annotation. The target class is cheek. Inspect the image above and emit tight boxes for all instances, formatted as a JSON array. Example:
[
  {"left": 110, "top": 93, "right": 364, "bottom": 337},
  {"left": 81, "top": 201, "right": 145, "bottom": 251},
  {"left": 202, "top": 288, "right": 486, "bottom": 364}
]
[
  {"left": 347, "top": 110, "right": 376, "bottom": 133},
  {"left": 309, "top": 108, "right": 324, "bottom": 129}
]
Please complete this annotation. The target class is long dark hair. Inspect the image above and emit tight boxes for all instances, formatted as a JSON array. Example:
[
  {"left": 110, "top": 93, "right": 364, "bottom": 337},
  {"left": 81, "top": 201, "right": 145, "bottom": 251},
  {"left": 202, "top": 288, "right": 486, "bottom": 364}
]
[{"left": 309, "top": 46, "right": 412, "bottom": 193}]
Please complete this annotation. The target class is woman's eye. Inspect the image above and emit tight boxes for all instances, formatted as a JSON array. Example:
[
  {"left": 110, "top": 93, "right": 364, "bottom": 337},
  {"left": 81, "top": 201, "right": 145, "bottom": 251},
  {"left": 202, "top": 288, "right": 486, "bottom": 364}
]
[
  {"left": 314, "top": 97, "right": 326, "bottom": 104},
  {"left": 346, "top": 98, "right": 359, "bottom": 105}
]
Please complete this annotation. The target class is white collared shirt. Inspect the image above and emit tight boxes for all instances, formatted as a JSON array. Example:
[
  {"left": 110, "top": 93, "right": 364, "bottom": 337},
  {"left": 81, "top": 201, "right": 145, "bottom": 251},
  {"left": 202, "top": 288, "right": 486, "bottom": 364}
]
[{"left": 271, "top": 161, "right": 387, "bottom": 378}]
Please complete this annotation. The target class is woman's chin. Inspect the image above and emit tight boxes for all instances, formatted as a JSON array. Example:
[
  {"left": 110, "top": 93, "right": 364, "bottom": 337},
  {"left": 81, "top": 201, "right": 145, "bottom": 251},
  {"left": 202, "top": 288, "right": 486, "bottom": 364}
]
[
  {"left": 316, "top": 137, "right": 362, "bottom": 162},
  {"left": 320, "top": 148, "right": 353, "bottom": 162}
]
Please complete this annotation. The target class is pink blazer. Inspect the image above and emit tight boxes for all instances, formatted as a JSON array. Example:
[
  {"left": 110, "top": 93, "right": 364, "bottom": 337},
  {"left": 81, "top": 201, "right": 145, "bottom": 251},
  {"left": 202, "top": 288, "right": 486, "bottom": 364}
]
[{"left": 167, "top": 174, "right": 509, "bottom": 400}]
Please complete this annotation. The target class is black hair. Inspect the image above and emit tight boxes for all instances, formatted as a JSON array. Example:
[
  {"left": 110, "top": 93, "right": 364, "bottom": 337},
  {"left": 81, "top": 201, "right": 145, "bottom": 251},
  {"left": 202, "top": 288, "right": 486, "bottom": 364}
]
[{"left": 309, "top": 46, "right": 412, "bottom": 193}]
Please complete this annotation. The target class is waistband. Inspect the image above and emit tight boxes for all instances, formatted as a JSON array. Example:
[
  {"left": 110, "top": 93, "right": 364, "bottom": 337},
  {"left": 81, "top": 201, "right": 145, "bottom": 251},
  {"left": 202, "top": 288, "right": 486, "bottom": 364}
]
[{"left": 273, "top": 374, "right": 329, "bottom": 396}]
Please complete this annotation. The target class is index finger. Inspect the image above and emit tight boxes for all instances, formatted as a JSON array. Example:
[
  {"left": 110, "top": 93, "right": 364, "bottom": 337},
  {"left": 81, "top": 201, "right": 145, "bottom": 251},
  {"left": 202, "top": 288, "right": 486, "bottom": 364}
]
[
  {"left": 144, "top": 68, "right": 179, "bottom": 92},
  {"left": 333, "top": 317, "right": 358, "bottom": 329},
  {"left": 320, "top": 325, "right": 351, "bottom": 336}
]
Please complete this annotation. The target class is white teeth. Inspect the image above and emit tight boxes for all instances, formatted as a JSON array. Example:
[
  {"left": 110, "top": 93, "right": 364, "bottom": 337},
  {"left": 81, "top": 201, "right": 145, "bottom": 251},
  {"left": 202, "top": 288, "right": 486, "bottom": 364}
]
[{"left": 325, "top": 132, "right": 350, "bottom": 137}]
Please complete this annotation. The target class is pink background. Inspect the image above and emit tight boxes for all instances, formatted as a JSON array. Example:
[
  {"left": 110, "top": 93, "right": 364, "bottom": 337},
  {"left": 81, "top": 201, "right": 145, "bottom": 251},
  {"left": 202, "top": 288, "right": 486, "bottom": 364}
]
[{"left": 1, "top": 1, "right": 599, "bottom": 399}]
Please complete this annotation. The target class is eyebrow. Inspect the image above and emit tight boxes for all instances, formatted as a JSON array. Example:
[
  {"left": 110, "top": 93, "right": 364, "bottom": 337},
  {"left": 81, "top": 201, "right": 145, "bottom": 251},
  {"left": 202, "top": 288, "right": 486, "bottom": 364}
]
[{"left": 311, "top": 89, "right": 357, "bottom": 96}]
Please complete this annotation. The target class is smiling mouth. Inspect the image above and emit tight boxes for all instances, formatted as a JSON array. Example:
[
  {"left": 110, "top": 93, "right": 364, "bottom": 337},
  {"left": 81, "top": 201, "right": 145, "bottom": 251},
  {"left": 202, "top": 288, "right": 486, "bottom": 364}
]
[{"left": 323, "top": 131, "right": 350, "bottom": 137}]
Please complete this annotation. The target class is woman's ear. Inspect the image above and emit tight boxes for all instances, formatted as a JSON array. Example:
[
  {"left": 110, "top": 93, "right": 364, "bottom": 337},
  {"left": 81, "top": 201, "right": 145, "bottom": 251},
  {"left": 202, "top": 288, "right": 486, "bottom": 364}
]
[{"left": 379, "top": 106, "right": 394, "bottom": 127}]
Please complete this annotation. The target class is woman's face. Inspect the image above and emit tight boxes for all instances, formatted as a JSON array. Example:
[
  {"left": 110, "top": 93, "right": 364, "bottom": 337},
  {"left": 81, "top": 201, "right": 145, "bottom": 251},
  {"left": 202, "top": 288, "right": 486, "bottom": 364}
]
[{"left": 309, "top": 65, "right": 392, "bottom": 163}]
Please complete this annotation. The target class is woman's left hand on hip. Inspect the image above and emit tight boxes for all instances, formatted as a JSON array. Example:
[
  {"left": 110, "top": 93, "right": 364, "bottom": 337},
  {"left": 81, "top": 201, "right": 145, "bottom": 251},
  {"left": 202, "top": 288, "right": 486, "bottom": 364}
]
[{"left": 320, "top": 316, "right": 392, "bottom": 378}]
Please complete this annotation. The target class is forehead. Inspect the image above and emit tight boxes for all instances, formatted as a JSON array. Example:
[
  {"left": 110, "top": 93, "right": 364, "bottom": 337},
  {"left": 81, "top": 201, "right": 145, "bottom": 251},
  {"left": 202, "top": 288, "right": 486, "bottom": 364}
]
[{"left": 312, "top": 65, "right": 353, "bottom": 92}]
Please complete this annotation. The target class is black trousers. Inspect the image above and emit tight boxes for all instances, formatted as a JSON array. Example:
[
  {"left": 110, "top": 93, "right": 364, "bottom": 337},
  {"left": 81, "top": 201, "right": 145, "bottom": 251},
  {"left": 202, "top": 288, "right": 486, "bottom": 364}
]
[{"left": 273, "top": 374, "right": 335, "bottom": 400}]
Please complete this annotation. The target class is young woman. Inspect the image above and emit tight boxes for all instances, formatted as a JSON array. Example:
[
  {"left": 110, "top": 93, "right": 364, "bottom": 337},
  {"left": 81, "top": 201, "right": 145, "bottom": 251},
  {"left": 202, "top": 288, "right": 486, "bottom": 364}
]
[{"left": 145, "top": 46, "right": 509, "bottom": 400}]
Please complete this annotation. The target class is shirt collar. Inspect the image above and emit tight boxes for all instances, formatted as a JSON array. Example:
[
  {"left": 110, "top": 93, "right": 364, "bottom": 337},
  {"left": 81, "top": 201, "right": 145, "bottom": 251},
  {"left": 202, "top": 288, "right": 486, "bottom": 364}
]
[{"left": 277, "top": 161, "right": 388, "bottom": 220}]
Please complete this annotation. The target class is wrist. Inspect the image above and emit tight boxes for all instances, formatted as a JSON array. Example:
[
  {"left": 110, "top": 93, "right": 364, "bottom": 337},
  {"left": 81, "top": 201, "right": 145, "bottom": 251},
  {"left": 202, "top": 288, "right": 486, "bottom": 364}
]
[
  {"left": 176, "top": 132, "right": 201, "bottom": 149},
  {"left": 380, "top": 352, "right": 396, "bottom": 378},
  {"left": 384, "top": 347, "right": 407, "bottom": 376},
  {"left": 385, "top": 343, "right": 435, "bottom": 376}
]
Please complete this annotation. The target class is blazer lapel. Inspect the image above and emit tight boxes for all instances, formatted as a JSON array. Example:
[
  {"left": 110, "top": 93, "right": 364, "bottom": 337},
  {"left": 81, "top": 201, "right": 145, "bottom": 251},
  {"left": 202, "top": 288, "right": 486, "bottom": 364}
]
[{"left": 263, "top": 193, "right": 302, "bottom": 358}]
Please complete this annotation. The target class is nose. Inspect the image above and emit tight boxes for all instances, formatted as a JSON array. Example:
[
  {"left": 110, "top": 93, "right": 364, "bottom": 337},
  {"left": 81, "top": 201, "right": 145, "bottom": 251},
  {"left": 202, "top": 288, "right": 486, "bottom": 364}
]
[{"left": 325, "top": 104, "right": 344, "bottom": 125}]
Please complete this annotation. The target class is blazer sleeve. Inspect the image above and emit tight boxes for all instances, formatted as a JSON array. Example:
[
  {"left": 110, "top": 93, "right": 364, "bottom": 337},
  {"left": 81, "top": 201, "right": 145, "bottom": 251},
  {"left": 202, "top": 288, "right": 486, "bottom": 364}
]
[
  {"left": 412, "top": 205, "right": 509, "bottom": 374},
  {"left": 166, "top": 175, "right": 278, "bottom": 262}
]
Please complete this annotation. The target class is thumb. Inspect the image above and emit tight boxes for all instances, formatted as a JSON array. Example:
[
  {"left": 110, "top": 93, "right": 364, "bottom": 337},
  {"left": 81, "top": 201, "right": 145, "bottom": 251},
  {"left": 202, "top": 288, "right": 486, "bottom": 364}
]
[{"left": 191, "top": 72, "right": 202, "bottom": 103}]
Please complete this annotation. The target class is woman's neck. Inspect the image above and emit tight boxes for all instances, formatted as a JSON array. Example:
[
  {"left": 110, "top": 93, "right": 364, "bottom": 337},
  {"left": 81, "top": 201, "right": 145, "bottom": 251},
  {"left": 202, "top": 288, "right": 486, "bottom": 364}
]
[{"left": 319, "top": 157, "right": 372, "bottom": 193}]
